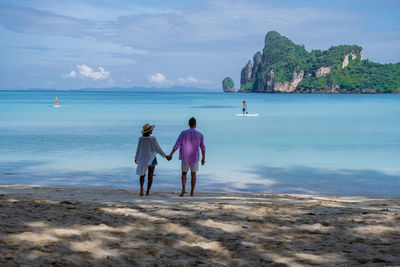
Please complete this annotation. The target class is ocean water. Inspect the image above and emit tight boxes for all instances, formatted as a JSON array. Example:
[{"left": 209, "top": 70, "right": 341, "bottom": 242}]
[{"left": 0, "top": 91, "right": 399, "bottom": 195}]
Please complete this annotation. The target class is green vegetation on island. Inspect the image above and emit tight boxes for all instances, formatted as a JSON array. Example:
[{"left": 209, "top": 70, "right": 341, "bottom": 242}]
[
  {"left": 222, "top": 76, "right": 235, "bottom": 92},
  {"left": 236, "top": 31, "right": 400, "bottom": 93}
]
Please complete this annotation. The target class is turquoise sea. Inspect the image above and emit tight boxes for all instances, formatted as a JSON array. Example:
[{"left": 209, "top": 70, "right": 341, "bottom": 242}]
[{"left": 0, "top": 91, "right": 399, "bottom": 195}]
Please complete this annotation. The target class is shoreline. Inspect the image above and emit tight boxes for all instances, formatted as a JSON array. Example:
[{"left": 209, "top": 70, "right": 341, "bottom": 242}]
[
  {"left": 1, "top": 184, "right": 399, "bottom": 199},
  {"left": 1, "top": 185, "right": 399, "bottom": 266}
]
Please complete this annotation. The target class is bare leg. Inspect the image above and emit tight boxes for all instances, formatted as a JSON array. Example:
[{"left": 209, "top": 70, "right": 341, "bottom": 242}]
[
  {"left": 146, "top": 166, "right": 155, "bottom": 196},
  {"left": 190, "top": 172, "right": 196, "bottom": 196},
  {"left": 139, "top": 175, "right": 145, "bottom": 196},
  {"left": 180, "top": 172, "right": 187, "bottom": 196}
]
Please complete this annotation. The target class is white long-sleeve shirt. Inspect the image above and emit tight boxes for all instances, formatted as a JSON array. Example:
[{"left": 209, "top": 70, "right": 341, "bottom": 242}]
[{"left": 135, "top": 136, "right": 166, "bottom": 176}]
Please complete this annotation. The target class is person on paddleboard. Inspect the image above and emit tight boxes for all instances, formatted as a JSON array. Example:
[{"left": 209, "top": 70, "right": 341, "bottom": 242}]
[{"left": 242, "top": 101, "right": 247, "bottom": 114}]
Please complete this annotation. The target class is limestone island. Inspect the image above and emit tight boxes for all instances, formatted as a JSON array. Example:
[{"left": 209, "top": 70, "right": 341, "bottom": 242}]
[
  {"left": 222, "top": 77, "right": 235, "bottom": 92},
  {"left": 224, "top": 31, "right": 400, "bottom": 93}
]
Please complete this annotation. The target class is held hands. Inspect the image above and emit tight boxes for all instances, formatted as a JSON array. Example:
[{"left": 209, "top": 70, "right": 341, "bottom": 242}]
[{"left": 166, "top": 150, "right": 175, "bottom": 162}]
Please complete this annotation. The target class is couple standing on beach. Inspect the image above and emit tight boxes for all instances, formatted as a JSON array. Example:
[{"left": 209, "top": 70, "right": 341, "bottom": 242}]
[{"left": 134, "top": 117, "right": 206, "bottom": 197}]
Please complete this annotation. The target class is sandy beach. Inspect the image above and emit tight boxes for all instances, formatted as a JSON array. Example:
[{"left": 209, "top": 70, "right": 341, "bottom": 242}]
[{"left": 0, "top": 185, "right": 399, "bottom": 266}]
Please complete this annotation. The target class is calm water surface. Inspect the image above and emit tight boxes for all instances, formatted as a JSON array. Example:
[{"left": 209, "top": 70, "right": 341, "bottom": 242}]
[{"left": 0, "top": 91, "right": 399, "bottom": 195}]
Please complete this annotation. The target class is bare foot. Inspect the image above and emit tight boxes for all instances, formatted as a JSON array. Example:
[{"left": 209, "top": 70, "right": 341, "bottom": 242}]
[
  {"left": 179, "top": 192, "right": 185, "bottom": 197},
  {"left": 190, "top": 192, "right": 194, "bottom": 197},
  {"left": 146, "top": 192, "right": 150, "bottom": 196},
  {"left": 140, "top": 189, "right": 144, "bottom": 196}
]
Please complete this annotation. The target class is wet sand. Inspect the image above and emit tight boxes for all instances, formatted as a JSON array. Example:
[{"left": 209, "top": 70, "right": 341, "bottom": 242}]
[{"left": 0, "top": 185, "right": 399, "bottom": 266}]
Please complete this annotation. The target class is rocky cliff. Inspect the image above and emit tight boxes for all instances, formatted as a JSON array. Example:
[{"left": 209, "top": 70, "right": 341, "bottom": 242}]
[
  {"left": 233, "top": 31, "right": 400, "bottom": 93},
  {"left": 222, "top": 77, "right": 235, "bottom": 92}
]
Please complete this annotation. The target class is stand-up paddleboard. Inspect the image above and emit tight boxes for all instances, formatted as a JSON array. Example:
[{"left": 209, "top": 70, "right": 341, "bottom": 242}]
[
  {"left": 235, "top": 113, "right": 259, "bottom": 117},
  {"left": 238, "top": 101, "right": 257, "bottom": 116}
]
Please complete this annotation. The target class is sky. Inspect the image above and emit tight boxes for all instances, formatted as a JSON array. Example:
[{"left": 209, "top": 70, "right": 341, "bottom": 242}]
[{"left": 0, "top": 0, "right": 399, "bottom": 90}]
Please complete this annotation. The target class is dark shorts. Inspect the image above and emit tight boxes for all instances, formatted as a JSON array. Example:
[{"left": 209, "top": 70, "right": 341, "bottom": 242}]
[
  {"left": 150, "top": 157, "right": 157, "bottom": 166},
  {"left": 243, "top": 108, "right": 246, "bottom": 111}
]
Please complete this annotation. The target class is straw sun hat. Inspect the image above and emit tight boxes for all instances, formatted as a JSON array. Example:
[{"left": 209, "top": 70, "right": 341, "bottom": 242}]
[{"left": 141, "top": 123, "right": 155, "bottom": 134}]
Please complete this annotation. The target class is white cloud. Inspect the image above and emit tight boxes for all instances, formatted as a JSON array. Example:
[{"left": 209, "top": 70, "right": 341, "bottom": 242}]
[
  {"left": 62, "top": 64, "right": 110, "bottom": 80},
  {"left": 177, "top": 75, "right": 198, "bottom": 84},
  {"left": 61, "top": 70, "right": 77, "bottom": 78},
  {"left": 77, "top": 64, "right": 110, "bottom": 80},
  {"left": 149, "top": 73, "right": 200, "bottom": 86},
  {"left": 149, "top": 73, "right": 168, "bottom": 84}
]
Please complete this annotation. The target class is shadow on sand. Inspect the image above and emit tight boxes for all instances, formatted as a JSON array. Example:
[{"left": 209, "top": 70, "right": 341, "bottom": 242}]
[{"left": 0, "top": 187, "right": 399, "bottom": 266}]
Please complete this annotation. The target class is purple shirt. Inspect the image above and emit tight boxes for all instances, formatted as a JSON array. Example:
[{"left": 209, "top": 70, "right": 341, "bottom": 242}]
[{"left": 173, "top": 128, "right": 205, "bottom": 163}]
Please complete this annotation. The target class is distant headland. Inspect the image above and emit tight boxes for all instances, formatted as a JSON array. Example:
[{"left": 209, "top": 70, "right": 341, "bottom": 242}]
[{"left": 223, "top": 31, "right": 400, "bottom": 93}]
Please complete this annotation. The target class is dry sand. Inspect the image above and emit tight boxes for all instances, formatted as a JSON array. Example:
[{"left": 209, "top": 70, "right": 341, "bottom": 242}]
[{"left": 0, "top": 185, "right": 399, "bottom": 266}]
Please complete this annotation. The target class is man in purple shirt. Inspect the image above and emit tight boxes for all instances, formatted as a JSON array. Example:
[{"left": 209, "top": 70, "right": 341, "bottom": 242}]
[{"left": 167, "top": 117, "right": 205, "bottom": 196}]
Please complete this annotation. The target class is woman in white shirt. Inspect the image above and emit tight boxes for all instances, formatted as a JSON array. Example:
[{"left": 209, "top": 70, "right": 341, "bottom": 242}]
[{"left": 135, "top": 123, "right": 167, "bottom": 196}]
